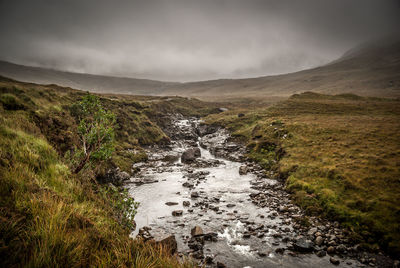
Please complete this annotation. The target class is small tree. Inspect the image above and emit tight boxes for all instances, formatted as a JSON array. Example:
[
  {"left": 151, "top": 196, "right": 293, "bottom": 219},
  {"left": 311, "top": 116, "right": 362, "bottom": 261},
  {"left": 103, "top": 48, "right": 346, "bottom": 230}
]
[{"left": 71, "top": 93, "right": 116, "bottom": 174}]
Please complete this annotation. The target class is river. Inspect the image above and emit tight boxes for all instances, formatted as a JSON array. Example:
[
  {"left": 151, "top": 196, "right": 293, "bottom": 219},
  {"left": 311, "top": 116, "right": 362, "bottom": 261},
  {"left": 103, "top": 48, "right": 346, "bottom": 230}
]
[{"left": 126, "top": 117, "right": 368, "bottom": 268}]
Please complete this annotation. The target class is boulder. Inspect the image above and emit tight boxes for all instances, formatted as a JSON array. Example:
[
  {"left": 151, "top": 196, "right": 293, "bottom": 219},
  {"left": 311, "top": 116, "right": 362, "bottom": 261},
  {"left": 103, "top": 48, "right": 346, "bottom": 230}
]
[
  {"left": 181, "top": 148, "right": 201, "bottom": 163},
  {"left": 188, "top": 237, "right": 203, "bottom": 251},
  {"left": 197, "top": 124, "right": 219, "bottom": 136},
  {"left": 293, "top": 237, "right": 314, "bottom": 253},
  {"left": 183, "top": 201, "right": 191, "bottom": 207},
  {"left": 128, "top": 177, "right": 158, "bottom": 185},
  {"left": 193, "top": 147, "right": 201, "bottom": 157},
  {"left": 204, "top": 232, "right": 218, "bottom": 242},
  {"left": 204, "top": 255, "right": 214, "bottom": 264},
  {"left": 158, "top": 235, "right": 177, "bottom": 255},
  {"left": 163, "top": 153, "right": 180, "bottom": 163},
  {"left": 191, "top": 226, "right": 204, "bottom": 237},
  {"left": 99, "top": 168, "right": 130, "bottom": 186}
]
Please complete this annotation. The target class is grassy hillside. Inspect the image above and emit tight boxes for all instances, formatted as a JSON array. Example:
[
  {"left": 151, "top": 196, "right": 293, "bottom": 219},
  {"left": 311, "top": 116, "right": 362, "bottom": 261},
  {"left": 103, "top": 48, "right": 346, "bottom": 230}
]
[
  {"left": 169, "top": 40, "right": 400, "bottom": 100},
  {"left": 1, "top": 40, "right": 400, "bottom": 101},
  {"left": 205, "top": 92, "right": 400, "bottom": 256},
  {"left": 0, "top": 60, "right": 178, "bottom": 95},
  {"left": 0, "top": 76, "right": 215, "bottom": 267}
]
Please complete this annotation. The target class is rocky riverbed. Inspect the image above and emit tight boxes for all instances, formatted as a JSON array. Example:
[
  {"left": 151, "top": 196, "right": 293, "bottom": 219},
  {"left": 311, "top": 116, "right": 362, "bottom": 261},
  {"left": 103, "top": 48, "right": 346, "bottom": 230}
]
[{"left": 125, "top": 114, "right": 396, "bottom": 268}]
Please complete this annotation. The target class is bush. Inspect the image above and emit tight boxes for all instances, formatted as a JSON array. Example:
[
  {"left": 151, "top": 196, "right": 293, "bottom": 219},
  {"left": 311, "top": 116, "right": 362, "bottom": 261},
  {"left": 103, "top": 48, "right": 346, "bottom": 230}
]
[
  {"left": 0, "top": 94, "right": 25, "bottom": 110},
  {"left": 70, "top": 94, "right": 116, "bottom": 173}
]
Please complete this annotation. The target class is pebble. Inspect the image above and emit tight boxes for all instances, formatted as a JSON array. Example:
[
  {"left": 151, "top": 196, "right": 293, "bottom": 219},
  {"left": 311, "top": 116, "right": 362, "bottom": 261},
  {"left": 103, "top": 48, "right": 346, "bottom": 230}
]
[
  {"left": 315, "top": 236, "right": 324, "bottom": 246},
  {"left": 316, "top": 250, "right": 326, "bottom": 257},
  {"left": 327, "top": 246, "right": 335, "bottom": 255},
  {"left": 330, "top": 257, "right": 340, "bottom": 265},
  {"left": 172, "top": 210, "right": 183, "bottom": 216}
]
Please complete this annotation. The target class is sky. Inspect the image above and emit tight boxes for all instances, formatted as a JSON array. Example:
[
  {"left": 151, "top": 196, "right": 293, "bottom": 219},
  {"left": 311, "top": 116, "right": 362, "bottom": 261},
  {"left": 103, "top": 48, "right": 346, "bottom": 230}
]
[{"left": 0, "top": 0, "right": 399, "bottom": 82}]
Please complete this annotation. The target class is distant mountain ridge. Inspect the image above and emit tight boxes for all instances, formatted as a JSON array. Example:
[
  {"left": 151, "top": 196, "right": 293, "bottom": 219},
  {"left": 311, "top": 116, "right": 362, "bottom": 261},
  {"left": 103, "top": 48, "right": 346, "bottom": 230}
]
[
  {"left": 1, "top": 39, "right": 399, "bottom": 100},
  {"left": 0, "top": 60, "right": 178, "bottom": 95}
]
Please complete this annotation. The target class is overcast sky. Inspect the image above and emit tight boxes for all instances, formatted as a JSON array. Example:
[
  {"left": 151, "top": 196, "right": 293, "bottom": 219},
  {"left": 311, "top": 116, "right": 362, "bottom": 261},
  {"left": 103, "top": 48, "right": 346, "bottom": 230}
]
[{"left": 0, "top": 0, "right": 399, "bottom": 81}]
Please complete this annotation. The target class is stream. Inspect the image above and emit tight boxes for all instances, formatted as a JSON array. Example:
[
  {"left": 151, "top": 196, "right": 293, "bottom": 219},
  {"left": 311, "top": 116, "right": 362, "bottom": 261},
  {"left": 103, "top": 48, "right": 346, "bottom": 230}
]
[{"left": 125, "top": 116, "right": 380, "bottom": 268}]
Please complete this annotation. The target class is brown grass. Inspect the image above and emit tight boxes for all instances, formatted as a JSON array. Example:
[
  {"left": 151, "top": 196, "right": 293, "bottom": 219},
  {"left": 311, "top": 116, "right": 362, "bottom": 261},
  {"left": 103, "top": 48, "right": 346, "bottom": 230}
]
[{"left": 205, "top": 92, "right": 400, "bottom": 255}]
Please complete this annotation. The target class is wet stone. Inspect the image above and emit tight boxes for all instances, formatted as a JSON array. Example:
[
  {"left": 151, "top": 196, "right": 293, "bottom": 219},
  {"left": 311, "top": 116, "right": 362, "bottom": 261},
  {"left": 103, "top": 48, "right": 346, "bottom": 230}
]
[
  {"left": 242, "top": 233, "right": 251, "bottom": 239},
  {"left": 165, "top": 202, "right": 178, "bottom": 206},
  {"left": 204, "top": 232, "right": 218, "bottom": 242},
  {"left": 239, "top": 165, "right": 248, "bottom": 175},
  {"left": 316, "top": 250, "right": 326, "bottom": 257},
  {"left": 191, "top": 226, "right": 204, "bottom": 237},
  {"left": 216, "top": 262, "right": 227, "bottom": 268},
  {"left": 172, "top": 210, "right": 183, "bottom": 216},
  {"left": 191, "top": 191, "right": 200, "bottom": 198},
  {"left": 128, "top": 118, "right": 378, "bottom": 267},
  {"left": 330, "top": 257, "right": 340, "bottom": 265},
  {"left": 257, "top": 250, "right": 267, "bottom": 257},
  {"left": 293, "top": 237, "right": 314, "bottom": 253},
  {"left": 327, "top": 246, "right": 335, "bottom": 255},
  {"left": 315, "top": 236, "right": 324, "bottom": 246},
  {"left": 158, "top": 235, "right": 177, "bottom": 255}
]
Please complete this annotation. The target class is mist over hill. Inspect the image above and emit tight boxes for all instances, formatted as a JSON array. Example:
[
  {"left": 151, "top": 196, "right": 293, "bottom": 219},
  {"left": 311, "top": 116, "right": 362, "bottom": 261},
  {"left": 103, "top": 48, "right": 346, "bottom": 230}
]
[
  {"left": 0, "top": 61, "right": 178, "bottom": 95},
  {"left": 1, "top": 39, "right": 399, "bottom": 100}
]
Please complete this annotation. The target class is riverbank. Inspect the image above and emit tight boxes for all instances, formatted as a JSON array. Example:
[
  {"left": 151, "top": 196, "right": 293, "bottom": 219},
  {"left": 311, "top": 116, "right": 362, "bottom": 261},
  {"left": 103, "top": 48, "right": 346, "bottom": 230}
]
[
  {"left": 0, "top": 77, "right": 215, "bottom": 267},
  {"left": 127, "top": 115, "right": 396, "bottom": 267},
  {"left": 204, "top": 92, "right": 400, "bottom": 262}
]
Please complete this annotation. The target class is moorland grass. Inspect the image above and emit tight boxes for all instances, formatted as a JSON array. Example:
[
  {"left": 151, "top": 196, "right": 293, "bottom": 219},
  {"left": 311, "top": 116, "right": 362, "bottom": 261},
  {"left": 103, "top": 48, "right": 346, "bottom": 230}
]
[
  {"left": 0, "top": 77, "right": 207, "bottom": 267},
  {"left": 205, "top": 92, "right": 400, "bottom": 256}
]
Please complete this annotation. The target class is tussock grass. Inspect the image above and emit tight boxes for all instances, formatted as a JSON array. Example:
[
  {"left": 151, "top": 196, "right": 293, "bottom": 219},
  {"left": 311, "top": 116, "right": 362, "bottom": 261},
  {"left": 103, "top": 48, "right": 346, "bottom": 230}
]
[
  {"left": 205, "top": 92, "right": 400, "bottom": 256},
  {"left": 0, "top": 76, "right": 217, "bottom": 173},
  {"left": 0, "top": 77, "right": 204, "bottom": 267},
  {"left": 0, "top": 125, "right": 193, "bottom": 267}
]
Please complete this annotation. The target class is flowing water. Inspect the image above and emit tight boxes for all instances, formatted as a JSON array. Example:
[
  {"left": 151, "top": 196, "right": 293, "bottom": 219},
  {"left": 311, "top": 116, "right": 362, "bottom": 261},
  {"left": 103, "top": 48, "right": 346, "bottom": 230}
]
[{"left": 127, "top": 118, "right": 361, "bottom": 268}]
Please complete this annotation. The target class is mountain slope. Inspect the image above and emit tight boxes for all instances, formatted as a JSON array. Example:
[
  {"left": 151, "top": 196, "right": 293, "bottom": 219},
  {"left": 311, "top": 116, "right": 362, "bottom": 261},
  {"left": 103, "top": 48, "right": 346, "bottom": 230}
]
[
  {"left": 166, "top": 40, "right": 400, "bottom": 99},
  {"left": 1, "top": 40, "right": 399, "bottom": 100},
  {"left": 0, "top": 61, "right": 178, "bottom": 95}
]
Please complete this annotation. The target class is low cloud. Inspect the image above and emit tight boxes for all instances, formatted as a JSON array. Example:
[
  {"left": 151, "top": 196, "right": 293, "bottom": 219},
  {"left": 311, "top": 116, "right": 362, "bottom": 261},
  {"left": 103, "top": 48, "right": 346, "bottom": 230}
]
[{"left": 0, "top": 0, "right": 399, "bottom": 81}]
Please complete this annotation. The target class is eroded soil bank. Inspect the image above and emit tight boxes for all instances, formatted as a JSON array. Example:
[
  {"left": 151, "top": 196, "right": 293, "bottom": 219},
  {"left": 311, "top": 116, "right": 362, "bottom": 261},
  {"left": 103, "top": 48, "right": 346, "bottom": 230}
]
[{"left": 125, "top": 114, "right": 395, "bottom": 268}]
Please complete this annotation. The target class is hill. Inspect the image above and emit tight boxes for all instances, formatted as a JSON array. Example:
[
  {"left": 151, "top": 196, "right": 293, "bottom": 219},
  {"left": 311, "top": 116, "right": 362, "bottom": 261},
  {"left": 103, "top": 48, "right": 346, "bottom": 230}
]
[
  {"left": 0, "top": 61, "right": 178, "bottom": 95},
  {"left": 1, "top": 40, "right": 400, "bottom": 100},
  {"left": 168, "top": 39, "right": 400, "bottom": 100},
  {"left": 0, "top": 76, "right": 221, "bottom": 267}
]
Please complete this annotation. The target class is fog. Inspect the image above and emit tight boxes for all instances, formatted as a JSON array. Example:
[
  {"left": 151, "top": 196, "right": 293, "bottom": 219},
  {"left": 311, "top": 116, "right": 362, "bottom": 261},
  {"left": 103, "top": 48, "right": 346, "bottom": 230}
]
[{"left": 0, "top": 0, "right": 399, "bottom": 81}]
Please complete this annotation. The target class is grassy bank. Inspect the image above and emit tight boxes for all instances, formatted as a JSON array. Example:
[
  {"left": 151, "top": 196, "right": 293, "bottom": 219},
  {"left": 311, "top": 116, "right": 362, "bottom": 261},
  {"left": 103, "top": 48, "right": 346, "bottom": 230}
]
[
  {"left": 205, "top": 92, "right": 400, "bottom": 256},
  {"left": 0, "top": 76, "right": 212, "bottom": 267}
]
